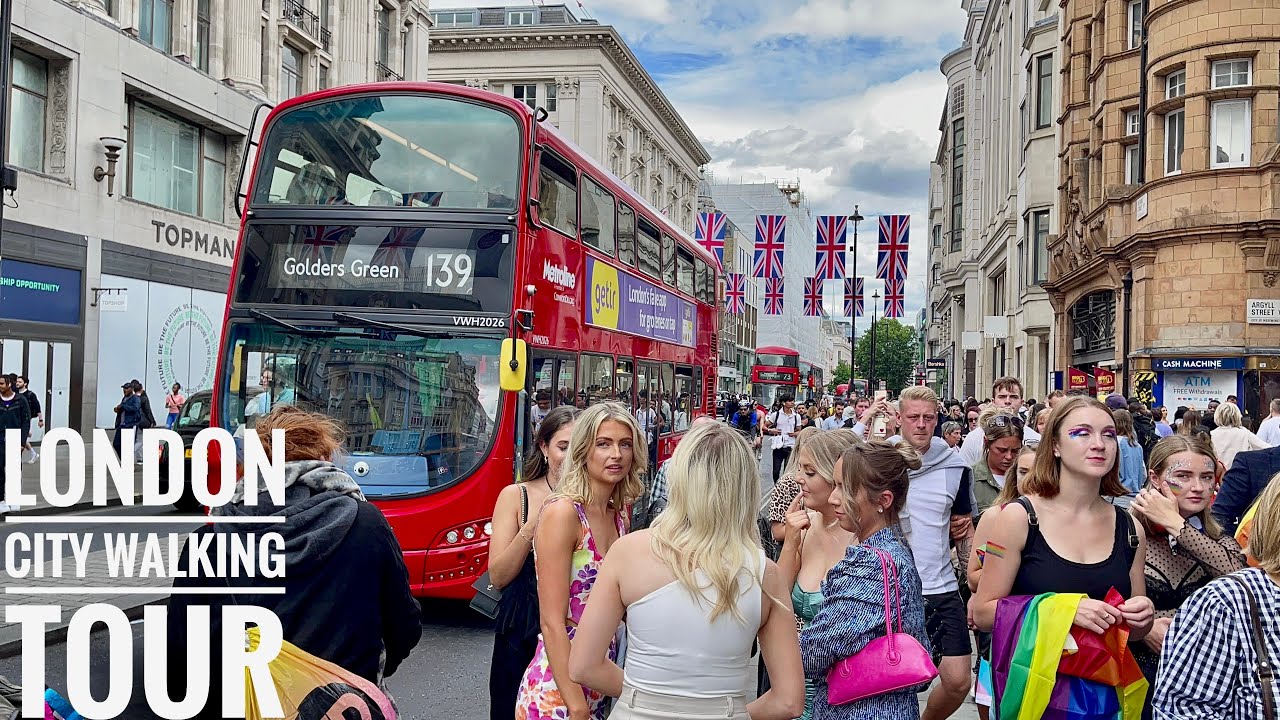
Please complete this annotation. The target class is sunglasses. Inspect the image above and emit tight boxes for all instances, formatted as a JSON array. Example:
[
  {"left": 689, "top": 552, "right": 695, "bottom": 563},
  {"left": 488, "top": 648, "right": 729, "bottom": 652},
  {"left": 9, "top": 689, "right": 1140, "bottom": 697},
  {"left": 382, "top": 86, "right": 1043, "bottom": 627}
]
[
  {"left": 1023, "top": 440, "right": 1040, "bottom": 449},
  {"left": 986, "top": 414, "right": 1025, "bottom": 429}
]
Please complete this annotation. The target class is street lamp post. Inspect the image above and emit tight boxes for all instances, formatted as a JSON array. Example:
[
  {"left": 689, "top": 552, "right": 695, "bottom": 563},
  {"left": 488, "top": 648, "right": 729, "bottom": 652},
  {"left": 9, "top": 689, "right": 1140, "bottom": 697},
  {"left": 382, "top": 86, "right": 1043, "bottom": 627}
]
[
  {"left": 848, "top": 205, "right": 864, "bottom": 398},
  {"left": 868, "top": 290, "right": 881, "bottom": 391}
]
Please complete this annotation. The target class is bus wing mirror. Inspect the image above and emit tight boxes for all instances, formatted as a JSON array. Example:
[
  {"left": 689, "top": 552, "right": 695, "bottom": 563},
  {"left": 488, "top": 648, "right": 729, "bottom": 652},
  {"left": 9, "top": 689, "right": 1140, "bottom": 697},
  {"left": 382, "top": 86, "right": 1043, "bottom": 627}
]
[{"left": 500, "top": 338, "right": 528, "bottom": 392}]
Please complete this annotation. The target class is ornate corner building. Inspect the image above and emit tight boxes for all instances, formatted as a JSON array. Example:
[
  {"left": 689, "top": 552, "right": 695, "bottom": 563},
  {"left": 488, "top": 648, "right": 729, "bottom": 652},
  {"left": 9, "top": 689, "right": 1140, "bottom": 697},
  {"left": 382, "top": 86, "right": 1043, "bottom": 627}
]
[{"left": 1048, "top": 0, "right": 1280, "bottom": 417}]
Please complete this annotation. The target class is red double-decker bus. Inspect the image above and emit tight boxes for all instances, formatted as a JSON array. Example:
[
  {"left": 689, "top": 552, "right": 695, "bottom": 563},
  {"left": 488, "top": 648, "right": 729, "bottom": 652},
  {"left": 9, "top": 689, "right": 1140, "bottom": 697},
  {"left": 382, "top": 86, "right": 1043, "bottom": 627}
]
[
  {"left": 751, "top": 346, "right": 801, "bottom": 409},
  {"left": 212, "top": 82, "right": 720, "bottom": 598}
]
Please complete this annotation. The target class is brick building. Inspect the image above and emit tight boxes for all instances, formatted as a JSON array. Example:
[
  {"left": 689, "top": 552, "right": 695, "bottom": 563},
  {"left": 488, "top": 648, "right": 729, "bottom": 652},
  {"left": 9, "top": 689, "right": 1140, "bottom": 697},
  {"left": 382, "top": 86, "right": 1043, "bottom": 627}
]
[{"left": 1048, "top": 0, "right": 1280, "bottom": 420}]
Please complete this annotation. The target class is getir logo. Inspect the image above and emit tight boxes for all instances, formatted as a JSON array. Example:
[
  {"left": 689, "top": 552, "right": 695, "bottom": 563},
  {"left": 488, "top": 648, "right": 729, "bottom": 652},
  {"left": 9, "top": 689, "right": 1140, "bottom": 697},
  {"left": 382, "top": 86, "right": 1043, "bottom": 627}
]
[
  {"left": 543, "top": 259, "right": 576, "bottom": 288},
  {"left": 588, "top": 259, "right": 620, "bottom": 330}
]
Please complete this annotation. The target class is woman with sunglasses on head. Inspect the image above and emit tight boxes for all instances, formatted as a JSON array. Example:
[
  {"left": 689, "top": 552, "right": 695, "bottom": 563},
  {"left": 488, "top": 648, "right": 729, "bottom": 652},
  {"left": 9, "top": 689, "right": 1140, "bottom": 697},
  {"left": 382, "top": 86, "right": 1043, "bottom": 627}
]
[
  {"left": 800, "top": 441, "right": 930, "bottom": 720},
  {"left": 971, "top": 396, "right": 1155, "bottom": 639},
  {"left": 1129, "top": 435, "right": 1245, "bottom": 718},
  {"left": 487, "top": 406, "right": 579, "bottom": 720},
  {"left": 971, "top": 409, "right": 1026, "bottom": 515}
]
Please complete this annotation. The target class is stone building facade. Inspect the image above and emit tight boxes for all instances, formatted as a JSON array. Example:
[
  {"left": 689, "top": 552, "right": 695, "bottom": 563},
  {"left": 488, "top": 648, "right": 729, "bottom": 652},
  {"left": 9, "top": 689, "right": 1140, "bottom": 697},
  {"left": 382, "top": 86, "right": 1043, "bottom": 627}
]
[
  {"left": 0, "top": 0, "right": 429, "bottom": 435},
  {"left": 425, "top": 4, "right": 709, "bottom": 235},
  {"left": 1048, "top": 0, "right": 1280, "bottom": 420},
  {"left": 925, "top": 0, "right": 1059, "bottom": 402}
]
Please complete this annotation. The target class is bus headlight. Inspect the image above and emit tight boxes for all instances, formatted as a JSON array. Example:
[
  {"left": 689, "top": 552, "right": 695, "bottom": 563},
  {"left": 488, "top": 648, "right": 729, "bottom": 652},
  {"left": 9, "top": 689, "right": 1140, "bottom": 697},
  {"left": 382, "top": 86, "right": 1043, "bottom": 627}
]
[
  {"left": 483, "top": 521, "right": 493, "bottom": 536},
  {"left": 462, "top": 526, "right": 477, "bottom": 541},
  {"left": 446, "top": 530, "right": 460, "bottom": 544}
]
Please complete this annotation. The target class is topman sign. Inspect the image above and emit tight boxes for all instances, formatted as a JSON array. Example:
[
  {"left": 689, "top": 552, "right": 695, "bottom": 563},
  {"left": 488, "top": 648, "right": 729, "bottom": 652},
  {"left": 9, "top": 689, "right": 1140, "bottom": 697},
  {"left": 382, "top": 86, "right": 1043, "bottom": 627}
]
[{"left": 152, "top": 220, "right": 236, "bottom": 259}]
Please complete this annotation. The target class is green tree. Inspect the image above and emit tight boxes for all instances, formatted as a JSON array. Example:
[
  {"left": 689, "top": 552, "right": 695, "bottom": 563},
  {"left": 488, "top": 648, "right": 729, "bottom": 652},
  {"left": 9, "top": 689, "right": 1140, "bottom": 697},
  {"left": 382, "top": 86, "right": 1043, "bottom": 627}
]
[
  {"left": 854, "top": 318, "right": 919, "bottom": 392},
  {"left": 828, "top": 360, "right": 852, "bottom": 392}
]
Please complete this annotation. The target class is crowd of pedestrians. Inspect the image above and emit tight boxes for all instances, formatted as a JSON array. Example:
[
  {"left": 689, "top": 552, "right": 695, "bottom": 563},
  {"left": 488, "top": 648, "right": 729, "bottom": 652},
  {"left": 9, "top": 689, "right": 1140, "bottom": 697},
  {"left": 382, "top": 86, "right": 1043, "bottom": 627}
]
[{"left": 475, "top": 375, "right": 1280, "bottom": 720}]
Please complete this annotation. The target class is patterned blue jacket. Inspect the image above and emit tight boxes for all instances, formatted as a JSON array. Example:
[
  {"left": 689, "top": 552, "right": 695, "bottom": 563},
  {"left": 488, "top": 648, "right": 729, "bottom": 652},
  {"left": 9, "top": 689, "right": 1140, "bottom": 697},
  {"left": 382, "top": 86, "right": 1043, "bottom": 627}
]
[{"left": 799, "top": 526, "right": 931, "bottom": 720}]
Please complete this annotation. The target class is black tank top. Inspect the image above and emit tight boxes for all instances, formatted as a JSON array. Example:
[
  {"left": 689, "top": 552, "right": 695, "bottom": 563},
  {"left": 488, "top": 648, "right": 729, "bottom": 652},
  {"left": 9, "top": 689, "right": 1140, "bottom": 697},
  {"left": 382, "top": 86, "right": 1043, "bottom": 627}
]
[{"left": 1010, "top": 497, "right": 1138, "bottom": 601}]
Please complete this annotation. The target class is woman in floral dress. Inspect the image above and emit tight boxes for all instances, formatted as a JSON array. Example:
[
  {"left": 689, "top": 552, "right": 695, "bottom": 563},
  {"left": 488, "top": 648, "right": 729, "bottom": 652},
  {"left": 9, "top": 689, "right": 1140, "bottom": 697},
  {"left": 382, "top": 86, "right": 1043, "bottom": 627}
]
[{"left": 516, "top": 402, "right": 646, "bottom": 720}]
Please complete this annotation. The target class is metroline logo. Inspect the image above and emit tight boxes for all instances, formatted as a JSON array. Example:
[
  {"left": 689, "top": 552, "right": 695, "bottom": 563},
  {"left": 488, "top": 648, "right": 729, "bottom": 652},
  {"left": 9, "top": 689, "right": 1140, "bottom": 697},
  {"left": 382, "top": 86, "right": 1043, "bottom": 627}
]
[{"left": 543, "top": 259, "right": 576, "bottom": 289}]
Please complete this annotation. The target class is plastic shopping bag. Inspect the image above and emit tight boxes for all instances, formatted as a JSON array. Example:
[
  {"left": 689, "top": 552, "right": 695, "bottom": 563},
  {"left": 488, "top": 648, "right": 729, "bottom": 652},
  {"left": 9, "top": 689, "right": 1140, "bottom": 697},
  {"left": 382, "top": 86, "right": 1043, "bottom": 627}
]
[
  {"left": 1236, "top": 497, "right": 1262, "bottom": 568},
  {"left": 243, "top": 627, "right": 398, "bottom": 720}
]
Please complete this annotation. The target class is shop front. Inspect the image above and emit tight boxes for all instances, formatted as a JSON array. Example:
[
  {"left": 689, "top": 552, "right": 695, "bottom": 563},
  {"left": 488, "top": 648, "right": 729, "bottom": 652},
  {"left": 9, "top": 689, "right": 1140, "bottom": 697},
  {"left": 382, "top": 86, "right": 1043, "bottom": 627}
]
[
  {"left": 0, "top": 221, "right": 87, "bottom": 436},
  {"left": 1130, "top": 357, "right": 1245, "bottom": 416}
]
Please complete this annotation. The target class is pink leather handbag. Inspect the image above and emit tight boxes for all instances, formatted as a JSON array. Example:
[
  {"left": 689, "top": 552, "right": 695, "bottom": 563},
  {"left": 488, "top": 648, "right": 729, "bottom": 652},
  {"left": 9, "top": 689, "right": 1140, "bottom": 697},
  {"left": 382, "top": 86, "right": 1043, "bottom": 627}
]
[{"left": 826, "top": 547, "right": 938, "bottom": 706}]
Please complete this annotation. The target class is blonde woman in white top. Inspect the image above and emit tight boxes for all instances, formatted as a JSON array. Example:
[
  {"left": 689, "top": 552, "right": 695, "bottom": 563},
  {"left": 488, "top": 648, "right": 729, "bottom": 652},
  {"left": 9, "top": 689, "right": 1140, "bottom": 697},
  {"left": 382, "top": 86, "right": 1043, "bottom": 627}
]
[
  {"left": 570, "top": 422, "right": 805, "bottom": 720},
  {"left": 1210, "top": 402, "right": 1267, "bottom": 470}
]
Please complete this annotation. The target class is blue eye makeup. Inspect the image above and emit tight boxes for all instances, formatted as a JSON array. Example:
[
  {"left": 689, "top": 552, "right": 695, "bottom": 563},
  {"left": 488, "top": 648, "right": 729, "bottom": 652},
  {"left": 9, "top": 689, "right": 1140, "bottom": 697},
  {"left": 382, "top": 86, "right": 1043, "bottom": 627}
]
[{"left": 1067, "top": 427, "right": 1091, "bottom": 439}]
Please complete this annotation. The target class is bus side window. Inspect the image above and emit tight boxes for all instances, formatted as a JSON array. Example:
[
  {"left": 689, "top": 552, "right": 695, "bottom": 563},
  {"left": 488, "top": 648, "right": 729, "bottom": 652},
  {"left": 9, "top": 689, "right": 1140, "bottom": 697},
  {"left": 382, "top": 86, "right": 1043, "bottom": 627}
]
[
  {"left": 579, "top": 354, "right": 613, "bottom": 406},
  {"left": 581, "top": 177, "right": 616, "bottom": 257},
  {"left": 660, "top": 363, "right": 675, "bottom": 435},
  {"left": 615, "top": 359, "right": 635, "bottom": 409},
  {"left": 557, "top": 358, "right": 578, "bottom": 407},
  {"left": 661, "top": 234, "right": 677, "bottom": 288},
  {"left": 537, "top": 152, "right": 578, "bottom": 238},
  {"left": 693, "top": 365, "right": 704, "bottom": 415},
  {"left": 617, "top": 204, "right": 636, "bottom": 267}
]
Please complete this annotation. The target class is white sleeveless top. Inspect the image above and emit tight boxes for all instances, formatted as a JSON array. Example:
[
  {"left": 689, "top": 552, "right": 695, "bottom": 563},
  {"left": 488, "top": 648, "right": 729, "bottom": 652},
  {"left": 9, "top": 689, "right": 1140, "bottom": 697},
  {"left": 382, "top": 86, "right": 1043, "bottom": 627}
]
[{"left": 622, "top": 548, "right": 765, "bottom": 698}]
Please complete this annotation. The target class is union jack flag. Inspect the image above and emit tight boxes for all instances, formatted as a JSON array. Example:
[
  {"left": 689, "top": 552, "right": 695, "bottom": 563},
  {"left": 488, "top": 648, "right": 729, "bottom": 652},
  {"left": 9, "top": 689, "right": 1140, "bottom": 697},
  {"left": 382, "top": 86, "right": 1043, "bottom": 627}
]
[
  {"left": 725, "top": 273, "right": 746, "bottom": 314},
  {"left": 804, "top": 277, "right": 823, "bottom": 317},
  {"left": 695, "top": 212, "right": 727, "bottom": 271},
  {"left": 844, "top": 277, "right": 864, "bottom": 318},
  {"left": 752, "top": 215, "right": 786, "bottom": 278},
  {"left": 297, "top": 224, "right": 349, "bottom": 265},
  {"left": 372, "top": 226, "right": 422, "bottom": 268},
  {"left": 814, "top": 215, "right": 847, "bottom": 280},
  {"left": 764, "top": 278, "right": 785, "bottom": 315},
  {"left": 876, "top": 215, "right": 910, "bottom": 285},
  {"left": 884, "top": 278, "right": 905, "bottom": 318}
]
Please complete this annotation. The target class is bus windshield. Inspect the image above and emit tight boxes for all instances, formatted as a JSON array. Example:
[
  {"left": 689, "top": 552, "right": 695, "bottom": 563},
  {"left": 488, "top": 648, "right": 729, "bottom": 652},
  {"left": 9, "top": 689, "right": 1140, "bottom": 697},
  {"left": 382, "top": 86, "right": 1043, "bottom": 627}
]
[
  {"left": 755, "top": 353, "right": 799, "bottom": 368},
  {"left": 220, "top": 322, "right": 503, "bottom": 496},
  {"left": 252, "top": 94, "right": 522, "bottom": 211}
]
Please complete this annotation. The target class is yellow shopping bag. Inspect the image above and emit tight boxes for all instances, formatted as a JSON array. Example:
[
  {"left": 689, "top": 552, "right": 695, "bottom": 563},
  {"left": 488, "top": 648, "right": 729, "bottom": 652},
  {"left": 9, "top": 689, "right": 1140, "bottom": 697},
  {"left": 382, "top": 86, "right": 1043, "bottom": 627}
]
[
  {"left": 1235, "top": 498, "right": 1261, "bottom": 569},
  {"left": 243, "top": 626, "right": 398, "bottom": 720}
]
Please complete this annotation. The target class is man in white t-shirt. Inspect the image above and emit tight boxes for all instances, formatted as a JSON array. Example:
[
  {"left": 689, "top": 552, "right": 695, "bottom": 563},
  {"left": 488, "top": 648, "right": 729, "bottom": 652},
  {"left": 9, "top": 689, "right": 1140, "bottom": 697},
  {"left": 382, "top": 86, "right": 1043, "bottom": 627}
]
[
  {"left": 763, "top": 393, "right": 799, "bottom": 483},
  {"left": 1257, "top": 398, "right": 1280, "bottom": 446},
  {"left": 959, "top": 376, "right": 1040, "bottom": 467}
]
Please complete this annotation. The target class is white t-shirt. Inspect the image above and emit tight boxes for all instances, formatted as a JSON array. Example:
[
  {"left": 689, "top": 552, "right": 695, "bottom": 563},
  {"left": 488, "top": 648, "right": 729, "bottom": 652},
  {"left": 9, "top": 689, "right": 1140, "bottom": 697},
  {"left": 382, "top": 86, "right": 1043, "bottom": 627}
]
[
  {"left": 993, "top": 473, "right": 1006, "bottom": 489},
  {"left": 1258, "top": 416, "right": 1280, "bottom": 447},
  {"left": 959, "top": 422, "right": 1040, "bottom": 467},
  {"left": 769, "top": 409, "right": 799, "bottom": 451},
  {"left": 899, "top": 441, "right": 971, "bottom": 595}
]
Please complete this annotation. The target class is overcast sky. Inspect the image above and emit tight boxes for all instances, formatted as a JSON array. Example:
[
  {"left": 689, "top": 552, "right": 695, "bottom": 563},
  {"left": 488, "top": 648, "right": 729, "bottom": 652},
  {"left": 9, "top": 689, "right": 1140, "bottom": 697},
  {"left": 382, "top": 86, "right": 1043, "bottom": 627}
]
[{"left": 431, "top": 0, "right": 967, "bottom": 329}]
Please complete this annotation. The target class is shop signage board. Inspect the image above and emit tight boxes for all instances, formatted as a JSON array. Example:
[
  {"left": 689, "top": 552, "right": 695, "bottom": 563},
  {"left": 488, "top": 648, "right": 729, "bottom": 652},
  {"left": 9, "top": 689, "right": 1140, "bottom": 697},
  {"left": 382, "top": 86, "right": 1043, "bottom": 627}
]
[{"left": 1247, "top": 299, "right": 1280, "bottom": 324}]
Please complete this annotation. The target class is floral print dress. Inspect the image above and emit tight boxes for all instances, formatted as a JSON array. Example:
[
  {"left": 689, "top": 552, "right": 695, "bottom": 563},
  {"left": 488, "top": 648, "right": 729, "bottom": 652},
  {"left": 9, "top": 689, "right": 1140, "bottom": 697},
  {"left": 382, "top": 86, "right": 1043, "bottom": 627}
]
[{"left": 515, "top": 501, "right": 624, "bottom": 720}]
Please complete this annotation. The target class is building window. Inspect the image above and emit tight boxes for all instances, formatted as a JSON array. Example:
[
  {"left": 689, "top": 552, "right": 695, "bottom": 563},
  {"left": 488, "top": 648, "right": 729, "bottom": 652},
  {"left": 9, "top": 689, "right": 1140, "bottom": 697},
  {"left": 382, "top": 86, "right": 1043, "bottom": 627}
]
[
  {"left": 9, "top": 48, "right": 47, "bottom": 173},
  {"left": 931, "top": 224, "right": 941, "bottom": 248},
  {"left": 1035, "top": 54, "right": 1053, "bottom": 129},
  {"left": 202, "top": 133, "right": 226, "bottom": 222},
  {"left": 507, "top": 9, "right": 536, "bottom": 25},
  {"left": 376, "top": 5, "right": 390, "bottom": 67},
  {"left": 1032, "top": 210, "right": 1049, "bottom": 283},
  {"left": 130, "top": 103, "right": 225, "bottom": 220},
  {"left": 260, "top": 24, "right": 268, "bottom": 85},
  {"left": 1165, "top": 70, "right": 1185, "bottom": 99},
  {"left": 431, "top": 10, "right": 475, "bottom": 27},
  {"left": 950, "top": 118, "right": 965, "bottom": 253},
  {"left": 1125, "top": 143, "right": 1140, "bottom": 183},
  {"left": 1127, "top": 0, "right": 1144, "bottom": 50},
  {"left": 318, "top": 64, "right": 328, "bottom": 89},
  {"left": 280, "top": 44, "right": 303, "bottom": 100},
  {"left": 513, "top": 84, "right": 536, "bottom": 109},
  {"left": 139, "top": 0, "right": 173, "bottom": 52},
  {"left": 1017, "top": 239, "right": 1027, "bottom": 289},
  {"left": 195, "top": 0, "right": 210, "bottom": 71},
  {"left": 545, "top": 83, "right": 558, "bottom": 112},
  {"left": 1211, "top": 99, "right": 1251, "bottom": 168},
  {"left": 1212, "top": 59, "right": 1251, "bottom": 89},
  {"left": 1164, "top": 109, "right": 1184, "bottom": 175},
  {"left": 1125, "top": 110, "right": 1140, "bottom": 136}
]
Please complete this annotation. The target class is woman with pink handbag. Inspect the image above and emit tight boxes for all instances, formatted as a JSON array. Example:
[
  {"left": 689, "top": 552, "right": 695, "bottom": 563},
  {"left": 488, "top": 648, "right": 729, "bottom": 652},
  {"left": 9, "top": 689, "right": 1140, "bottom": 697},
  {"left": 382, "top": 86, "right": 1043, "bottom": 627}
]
[{"left": 799, "top": 441, "right": 937, "bottom": 719}]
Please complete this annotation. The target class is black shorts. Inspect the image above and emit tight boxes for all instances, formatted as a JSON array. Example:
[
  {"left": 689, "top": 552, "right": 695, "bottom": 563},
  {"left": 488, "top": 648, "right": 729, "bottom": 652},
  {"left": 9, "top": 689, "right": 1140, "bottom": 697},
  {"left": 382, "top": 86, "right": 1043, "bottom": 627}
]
[{"left": 924, "top": 591, "right": 972, "bottom": 663}]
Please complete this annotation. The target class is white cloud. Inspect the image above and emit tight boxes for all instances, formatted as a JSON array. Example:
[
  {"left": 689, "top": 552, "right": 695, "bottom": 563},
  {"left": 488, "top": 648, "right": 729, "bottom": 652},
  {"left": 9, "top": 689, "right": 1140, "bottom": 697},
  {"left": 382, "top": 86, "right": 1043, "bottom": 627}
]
[{"left": 770, "top": 0, "right": 966, "bottom": 42}]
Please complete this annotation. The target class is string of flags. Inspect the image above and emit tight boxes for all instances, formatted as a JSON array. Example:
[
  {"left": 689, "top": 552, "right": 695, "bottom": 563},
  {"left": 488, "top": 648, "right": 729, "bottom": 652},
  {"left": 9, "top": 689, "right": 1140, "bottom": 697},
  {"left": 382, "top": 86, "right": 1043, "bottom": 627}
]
[{"left": 697, "top": 212, "right": 910, "bottom": 319}]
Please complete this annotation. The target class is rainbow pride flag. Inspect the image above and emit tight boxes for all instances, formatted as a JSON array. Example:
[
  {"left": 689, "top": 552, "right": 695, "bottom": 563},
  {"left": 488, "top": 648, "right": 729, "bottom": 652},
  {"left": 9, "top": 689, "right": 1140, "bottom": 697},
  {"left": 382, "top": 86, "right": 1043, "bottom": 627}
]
[{"left": 991, "top": 592, "right": 1148, "bottom": 720}]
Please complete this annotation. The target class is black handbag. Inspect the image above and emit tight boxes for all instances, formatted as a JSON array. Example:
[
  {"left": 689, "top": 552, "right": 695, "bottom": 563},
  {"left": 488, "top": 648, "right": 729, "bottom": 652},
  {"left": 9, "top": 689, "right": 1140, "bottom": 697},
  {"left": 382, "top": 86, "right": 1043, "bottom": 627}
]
[{"left": 470, "top": 485, "right": 528, "bottom": 619}]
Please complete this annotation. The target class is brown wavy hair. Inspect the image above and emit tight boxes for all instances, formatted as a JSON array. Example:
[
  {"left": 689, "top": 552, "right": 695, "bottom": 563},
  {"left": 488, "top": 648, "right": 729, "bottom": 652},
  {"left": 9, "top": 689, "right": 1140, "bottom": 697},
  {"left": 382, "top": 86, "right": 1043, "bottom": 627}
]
[
  {"left": 1024, "top": 396, "right": 1128, "bottom": 498},
  {"left": 255, "top": 405, "right": 345, "bottom": 462}
]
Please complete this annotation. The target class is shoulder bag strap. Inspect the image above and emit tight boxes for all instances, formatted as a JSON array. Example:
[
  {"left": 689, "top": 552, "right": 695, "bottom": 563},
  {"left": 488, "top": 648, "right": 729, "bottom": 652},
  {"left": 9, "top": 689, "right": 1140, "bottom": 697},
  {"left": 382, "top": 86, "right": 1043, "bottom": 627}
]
[
  {"left": 519, "top": 484, "right": 529, "bottom": 526},
  {"left": 1224, "top": 573, "right": 1276, "bottom": 720}
]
